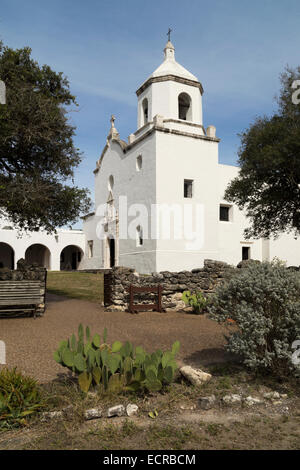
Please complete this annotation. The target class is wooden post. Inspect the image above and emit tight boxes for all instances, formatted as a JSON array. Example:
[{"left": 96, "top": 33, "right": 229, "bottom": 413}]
[
  {"left": 129, "top": 284, "right": 134, "bottom": 313},
  {"left": 158, "top": 285, "right": 162, "bottom": 312}
]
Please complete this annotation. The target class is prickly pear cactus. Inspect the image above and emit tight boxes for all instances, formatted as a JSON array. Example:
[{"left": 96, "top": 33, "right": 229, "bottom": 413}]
[{"left": 54, "top": 325, "right": 180, "bottom": 394}]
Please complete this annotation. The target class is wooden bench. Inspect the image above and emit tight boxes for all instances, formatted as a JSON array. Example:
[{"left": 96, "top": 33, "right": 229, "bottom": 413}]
[
  {"left": 0, "top": 280, "right": 46, "bottom": 318},
  {"left": 128, "top": 285, "right": 164, "bottom": 313}
]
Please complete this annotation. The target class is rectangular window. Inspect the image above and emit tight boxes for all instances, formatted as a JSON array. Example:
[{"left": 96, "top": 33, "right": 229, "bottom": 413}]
[
  {"left": 242, "top": 246, "right": 250, "bottom": 260},
  {"left": 88, "top": 240, "right": 93, "bottom": 258},
  {"left": 220, "top": 205, "right": 230, "bottom": 221},
  {"left": 184, "top": 179, "right": 193, "bottom": 198}
]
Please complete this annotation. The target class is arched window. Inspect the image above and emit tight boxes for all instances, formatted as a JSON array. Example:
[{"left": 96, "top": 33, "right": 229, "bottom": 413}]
[
  {"left": 136, "top": 225, "right": 143, "bottom": 247},
  {"left": 108, "top": 175, "right": 114, "bottom": 191},
  {"left": 178, "top": 92, "right": 192, "bottom": 121},
  {"left": 142, "top": 98, "right": 148, "bottom": 125},
  {"left": 136, "top": 155, "right": 142, "bottom": 171}
]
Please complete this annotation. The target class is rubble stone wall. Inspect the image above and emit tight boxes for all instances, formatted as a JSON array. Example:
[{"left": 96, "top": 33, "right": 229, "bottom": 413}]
[{"left": 104, "top": 259, "right": 236, "bottom": 311}]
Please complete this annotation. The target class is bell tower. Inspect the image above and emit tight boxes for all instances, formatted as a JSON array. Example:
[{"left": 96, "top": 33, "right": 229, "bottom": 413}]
[{"left": 136, "top": 38, "right": 204, "bottom": 129}]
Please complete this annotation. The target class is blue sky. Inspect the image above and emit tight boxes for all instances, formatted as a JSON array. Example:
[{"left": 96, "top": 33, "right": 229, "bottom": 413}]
[{"left": 1, "top": 0, "right": 300, "bottom": 226}]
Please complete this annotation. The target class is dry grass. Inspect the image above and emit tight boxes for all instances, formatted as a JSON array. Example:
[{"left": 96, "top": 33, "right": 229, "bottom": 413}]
[
  {"left": 47, "top": 271, "right": 104, "bottom": 303},
  {"left": 0, "top": 367, "right": 299, "bottom": 450}
]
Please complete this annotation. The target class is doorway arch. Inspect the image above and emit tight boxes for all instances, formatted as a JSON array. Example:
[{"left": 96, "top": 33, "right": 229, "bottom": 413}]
[
  {"left": 25, "top": 244, "right": 51, "bottom": 269},
  {"left": 104, "top": 236, "right": 116, "bottom": 268},
  {"left": 109, "top": 237, "right": 115, "bottom": 268},
  {"left": 60, "top": 245, "right": 84, "bottom": 270},
  {"left": 0, "top": 242, "right": 15, "bottom": 269}
]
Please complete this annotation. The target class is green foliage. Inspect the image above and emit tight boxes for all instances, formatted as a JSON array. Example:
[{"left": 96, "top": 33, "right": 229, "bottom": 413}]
[
  {"left": 0, "top": 41, "right": 91, "bottom": 232},
  {"left": 208, "top": 261, "right": 300, "bottom": 376},
  {"left": 224, "top": 65, "right": 300, "bottom": 239},
  {"left": 0, "top": 368, "right": 44, "bottom": 428},
  {"left": 182, "top": 290, "right": 209, "bottom": 314},
  {"left": 54, "top": 324, "right": 180, "bottom": 394}
]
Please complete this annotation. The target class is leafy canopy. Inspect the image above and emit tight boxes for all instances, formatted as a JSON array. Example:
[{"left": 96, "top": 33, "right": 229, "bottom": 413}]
[
  {"left": 0, "top": 41, "right": 91, "bottom": 232},
  {"left": 225, "top": 66, "right": 300, "bottom": 239}
]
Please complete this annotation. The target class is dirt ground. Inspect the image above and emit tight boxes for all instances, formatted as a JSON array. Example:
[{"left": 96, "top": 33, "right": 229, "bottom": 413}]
[{"left": 0, "top": 293, "right": 232, "bottom": 383}]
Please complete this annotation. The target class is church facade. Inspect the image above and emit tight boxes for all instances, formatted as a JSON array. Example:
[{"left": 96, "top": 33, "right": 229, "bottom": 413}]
[
  {"left": 0, "top": 40, "right": 299, "bottom": 273},
  {"left": 80, "top": 40, "right": 300, "bottom": 273}
]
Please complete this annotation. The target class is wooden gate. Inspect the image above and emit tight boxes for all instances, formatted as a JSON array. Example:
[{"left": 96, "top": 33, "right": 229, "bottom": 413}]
[{"left": 128, "top": 285, "right": 163, "bottom": 313}]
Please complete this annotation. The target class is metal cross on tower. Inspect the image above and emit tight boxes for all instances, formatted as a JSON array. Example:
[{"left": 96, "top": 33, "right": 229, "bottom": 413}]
[{"left": 167, "top": 28, "right": 172, "bottom": 42}]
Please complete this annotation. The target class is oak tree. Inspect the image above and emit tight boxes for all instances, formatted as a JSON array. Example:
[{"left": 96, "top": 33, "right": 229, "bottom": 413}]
[
  {"left": 0, "top": 42, "right": 91, "bottom": 232},
  {"left": 225, "top": 66, "right": 300, "bottom": 239}
]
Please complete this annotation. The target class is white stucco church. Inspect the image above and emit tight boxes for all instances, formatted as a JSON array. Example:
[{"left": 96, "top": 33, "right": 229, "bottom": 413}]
[{"left": 0, "top": 39, "right": 299, "bottom": 273}]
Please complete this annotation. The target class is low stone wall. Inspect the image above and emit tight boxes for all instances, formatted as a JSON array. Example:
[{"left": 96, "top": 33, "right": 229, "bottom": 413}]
[
  {"left": 0, "top": 265, "right": 47, "bottom": 282},
  {"left": 104, "top": 259, "right": 235, "bottom": 311}
]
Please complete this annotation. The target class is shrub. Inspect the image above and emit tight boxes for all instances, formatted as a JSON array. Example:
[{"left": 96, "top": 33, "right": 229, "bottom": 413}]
[
  {"left": 0, "top": 368, "right": 44, "bottom": 428},
  {"left": 208, "top": 261, "right": 300, "bottom": 376},
  {"left": 182, "top": 290, "right": 209, "bottom": 314},
  {"left": 54, "top": 325, "right": 180, "bottom": 394}
]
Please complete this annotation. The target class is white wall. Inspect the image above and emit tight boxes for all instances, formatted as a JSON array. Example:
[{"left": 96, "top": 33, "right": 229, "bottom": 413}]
[
  {"left": 268, "top": 233, "right": 300, "bottom": 266},
  {"left": 0, "top": 225, "right": 85, "bottom": 270},
  {"left": 217, "top": 164, "right": 263, "bottom": 265},
  {"left": 83, "top": 134, "right": 158, "bottom": 273},
  {"left": 155, "top": 131, "right": 220, "bottom": 271}
]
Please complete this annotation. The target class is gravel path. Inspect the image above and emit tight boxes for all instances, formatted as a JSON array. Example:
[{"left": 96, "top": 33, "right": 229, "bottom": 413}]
[{"left": 0, "top": 294, "right": 231, "bottom": 383}]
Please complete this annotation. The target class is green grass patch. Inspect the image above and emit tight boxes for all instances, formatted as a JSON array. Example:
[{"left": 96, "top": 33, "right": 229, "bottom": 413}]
[
  {"left": 146, "top": 424, "right": 197, "bottom": 450},
  {"left": 47, "top": 271, "right": 104, "bottom": 303}
]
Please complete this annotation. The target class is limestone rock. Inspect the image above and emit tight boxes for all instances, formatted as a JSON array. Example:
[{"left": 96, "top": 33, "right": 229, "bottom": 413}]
[
  {"left": 107, "top": 405, "right": 125, "bottom": 417},
  {"left": 179, "top": 403, "right": 196, "bottom": 410},
  {"left": 40, "top": 411, "right": 63, "bottom": 421},
  {"left": 105, "top": 304, "right": 126, "bottom": 312},
  {"left": 84, "top": 407, "right": 102, "bottom": 420},
  {"left": 180, "top": 365, "right": 212, "bottom": 386},
  {"left": 222, "top": 394, "right": 242, "bottom": 405},
  {"left": 244, "top": 396, "right": 263, "bottom": 406},
  {"left": 263, "top": 391, "right": 280, "bottom": 400},
  {"left": 198, "top": 395, "right": 216, "bottom": 410},
  {"left": 126, "top": 404, "right": 138, "bottom": 417}
]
